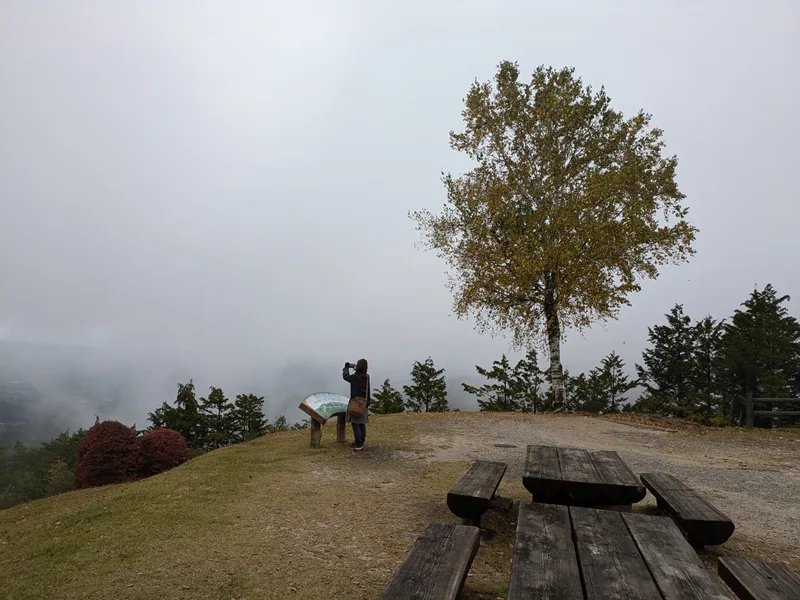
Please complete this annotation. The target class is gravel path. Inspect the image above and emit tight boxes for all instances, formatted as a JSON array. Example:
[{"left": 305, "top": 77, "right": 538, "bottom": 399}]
[{"left": 412, "top": 413, "right": 800, "bottom": 566}]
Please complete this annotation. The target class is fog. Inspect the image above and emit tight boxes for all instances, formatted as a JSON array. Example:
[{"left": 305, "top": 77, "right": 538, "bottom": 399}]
[{"left": 1, "top": 1, "right": 799, "bottom": 437}]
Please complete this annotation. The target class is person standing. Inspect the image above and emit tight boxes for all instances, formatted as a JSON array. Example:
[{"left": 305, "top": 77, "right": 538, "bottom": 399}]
[{"left": 343, "top": 359, "right": 370, "bottom": 450}]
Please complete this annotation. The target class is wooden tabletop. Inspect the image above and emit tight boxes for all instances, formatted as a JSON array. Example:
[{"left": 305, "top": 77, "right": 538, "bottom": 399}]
[
  {"left": 523, "top": 445, "right": 646, "bottom": 506},
  {"left": 509, "top": 502, "right": 733, "bottom": 600}
]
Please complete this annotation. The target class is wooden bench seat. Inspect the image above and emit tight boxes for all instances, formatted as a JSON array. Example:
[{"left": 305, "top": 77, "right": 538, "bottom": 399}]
[
  {"left": 446, "top": 460, "right": 507, "bottom": 527},
  {"left": 718, "top": 557, "right": 800, "bottom": 600},
  {"left": 641, "top": 472, "right": 735, "bottom": 546},
  {"left": 380, "top": 523, "right": 480, "bottom": 600}
]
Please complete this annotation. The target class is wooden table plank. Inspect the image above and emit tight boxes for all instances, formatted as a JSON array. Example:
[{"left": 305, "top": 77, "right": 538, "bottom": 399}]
[
  {"left": 558, "top": 448, "right": 602, "bottom": 505},
  {"left": 589, "top": 451, "right": 647, "bottom": 505},
  {"left": 718, "top": 557, "right": 800, "bottom": 600},
  {"left": 622, "top": 512, "right": 733, "bottom": 600},
  {"left": 508, "top": 502, "right": 584, "bottom": 600},
  {"left": 380, "top": 523, "right": 480, "bottom": 600},
  {"left": 570, "top": 506, "right": 662, "bottom": 600},
  {"left": 523, "top": 445, "right": 563, "bottom": 501}
]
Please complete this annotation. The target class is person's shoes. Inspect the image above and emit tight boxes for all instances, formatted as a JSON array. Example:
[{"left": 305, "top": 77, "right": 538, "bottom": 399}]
[
  {"left": 354, "top": 443, "right": 364, "bottom": 451},
  {"left": 348, "top": 442, "right": 359, "bottom": 449}
]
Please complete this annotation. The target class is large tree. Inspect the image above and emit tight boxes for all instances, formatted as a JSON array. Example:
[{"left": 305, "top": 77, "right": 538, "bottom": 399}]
[
  {"left": 403, "top": 358, "right": 449, "bottom": 412},
  {"left": 410, "top": 61, "right": 696, "bottom": 410},
  {"left": 200, "top": 387, "right": 235, "bottom": 449}
]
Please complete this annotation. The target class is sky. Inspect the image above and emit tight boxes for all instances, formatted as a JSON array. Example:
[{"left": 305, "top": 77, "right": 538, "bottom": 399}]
[{"left": 1, "top": 1, "right": 799, "bottom": 424}]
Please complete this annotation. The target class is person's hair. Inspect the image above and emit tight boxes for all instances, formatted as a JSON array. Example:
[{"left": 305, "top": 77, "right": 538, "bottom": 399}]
[{"left": 355, "top": 358, "right": 368, "bottom": 374}]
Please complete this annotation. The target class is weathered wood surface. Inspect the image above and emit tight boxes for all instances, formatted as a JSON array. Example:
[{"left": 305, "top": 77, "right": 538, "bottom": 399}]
[
  {"left": 523, "top": 445, "right": 563, "bottom": 501},
  {"left": 336, "top": 413, "right": 346, "bottom": 443},
  {"left": 589, "top": 450, "right": 647, "bottom": 505},
  {"left": 447, "top": 460, "right": 507, "bottom": 526},
  {"left": 310, "top": 419, "right": 321, "bottom": 449},
  {"left": 752, "top": 410, "right": 800, "bottom": 416},
  {"left": 641, "top": 472, "right": 734, "bottom": 546},
  {"left": 570, "top": 506, "right": 663, "bottom": 600},
  {"left": 523, "top": 445, "right": 645, "bottom": 506},
  {"left": 751, "top": 398, "right": 800, "bottom": 403},
  {"left": 718, "top": 557, "right": 800, "bottom": 600},
  {"left": 508, "top": 502, "right": 583, "bottom": 600},
  {"left": 380, "top": 523, "right": 480, "bottom": 600},
  {"left": 623, "top": 511, "right": 733, "bottom": 599}
]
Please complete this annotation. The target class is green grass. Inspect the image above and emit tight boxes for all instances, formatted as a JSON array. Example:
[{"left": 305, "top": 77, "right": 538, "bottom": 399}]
[{"left": 0, "top": 415, "right": 525, "bottom": 600}]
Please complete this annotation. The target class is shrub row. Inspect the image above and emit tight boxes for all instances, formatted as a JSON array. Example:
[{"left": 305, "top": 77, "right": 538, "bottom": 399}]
[{"left": 74, "top": 421, "right": 189, "bottom": 489}]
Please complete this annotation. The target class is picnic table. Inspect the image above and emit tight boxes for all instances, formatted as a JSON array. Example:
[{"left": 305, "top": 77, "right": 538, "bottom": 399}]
[
  {"left": 523, "top": 445, "right": 646, "bottom": 506},
  {"left": 509, "top": 502, "right": 733, "bottom": 600}
]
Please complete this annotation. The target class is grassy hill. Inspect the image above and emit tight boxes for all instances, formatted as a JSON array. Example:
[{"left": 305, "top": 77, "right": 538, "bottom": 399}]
[{"left": 2, "top": 412, "right": 799, "bottom": 600}]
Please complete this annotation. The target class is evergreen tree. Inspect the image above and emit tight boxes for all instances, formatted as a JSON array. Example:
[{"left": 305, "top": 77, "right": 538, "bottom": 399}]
[
  {"left": 370, "top": 379, "right": 405, "bottom": 414},
  {"left": 635, "top": 304, "right": 696, "bottom": 416},
  {"left": 463, "top": 354, "right": 519, "bottom": 412},
  {"left": 268, "top": 415, "right": 289, "bottom": 433},
  {"left": 291, "top": 419, "right": 311, "bottom": 430},
  {"left": 403, "top": 357, "right": 449, "bottom": 412},
  {"left": 200, "top": 386, "right": 235, "bottom": 449},
  {"left": 233, "top": 393, "right": 268, "bottom": 441},
  {"left": 147, "top": 379, "right": 206, "bottom": 449},
  {"left": 571, "top": 368, "right": 610, "bottom": 413},
  {"left": 513, "top": 350, "right": 545, "bottom": 413},
  {"left": 691, "top": 316, "right": 725, "bottom": 417},
  {"left": 719, "top": 284, "right": 800, "bottom": 424},
  {"left": 601, "top": 352, "right": 637, "bottom": 412}
]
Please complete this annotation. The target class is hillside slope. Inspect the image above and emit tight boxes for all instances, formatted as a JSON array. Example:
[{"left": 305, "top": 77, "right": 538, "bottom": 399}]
[{"left": 1, "top": 413, "right": 799, "bottom": 600}]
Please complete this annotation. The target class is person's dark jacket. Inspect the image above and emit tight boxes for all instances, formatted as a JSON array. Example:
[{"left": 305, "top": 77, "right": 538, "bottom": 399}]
[{"left": 343, "top": 364, "right": 370, "bottom": 406}]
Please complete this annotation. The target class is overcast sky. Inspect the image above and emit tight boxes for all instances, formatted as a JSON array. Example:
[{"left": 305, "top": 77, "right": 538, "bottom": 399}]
[{"left": 1, "top": 1, "right": 799, "bottom": 421}]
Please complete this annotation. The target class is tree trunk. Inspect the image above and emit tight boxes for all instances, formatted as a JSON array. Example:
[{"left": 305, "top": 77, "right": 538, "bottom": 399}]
[{"left": 545, "top": 304, "right": 568, "bottom": 412}]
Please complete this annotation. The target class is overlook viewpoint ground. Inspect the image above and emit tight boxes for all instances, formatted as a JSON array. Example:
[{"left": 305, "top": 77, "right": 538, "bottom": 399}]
[{"left": 1, "top": 412, "right": 799, "bottom": 600}]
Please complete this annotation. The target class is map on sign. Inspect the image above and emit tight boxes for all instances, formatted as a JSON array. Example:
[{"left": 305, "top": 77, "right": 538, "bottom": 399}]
[{"left": 299, "top": 392, "right": 349, "bottom": 423}]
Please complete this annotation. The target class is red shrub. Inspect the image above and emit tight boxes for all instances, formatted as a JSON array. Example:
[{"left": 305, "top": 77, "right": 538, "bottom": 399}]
[
  {"left": 74, "top": 420, "right": 142, "bottom": 489},
  {"left": 139, "top": 428, "right": 190, "bottom": 477}
]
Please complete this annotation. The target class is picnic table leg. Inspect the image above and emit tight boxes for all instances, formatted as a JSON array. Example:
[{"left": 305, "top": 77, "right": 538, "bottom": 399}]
[
  {"left": 336, "top": 413, "right": 346, "bottom": 443},
  {"left": 310, "top": 419, "right": 322, "bottom": 448}
]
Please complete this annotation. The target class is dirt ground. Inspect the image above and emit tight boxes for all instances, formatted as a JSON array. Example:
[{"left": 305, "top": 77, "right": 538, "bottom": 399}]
[{"left": 399, "top": 412, "right": 800, "bottom": 569}]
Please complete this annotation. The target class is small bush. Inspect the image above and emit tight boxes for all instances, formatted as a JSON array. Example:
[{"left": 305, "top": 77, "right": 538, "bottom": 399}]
[
  {"left": 74, "top": 420, "right": 142, "bottom": 489},
  {"left": 139, "top": 428, "right": 190, "bottom": 477}
]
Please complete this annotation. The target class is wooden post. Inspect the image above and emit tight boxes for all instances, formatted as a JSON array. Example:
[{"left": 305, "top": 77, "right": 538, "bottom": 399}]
[
  {"left": 310, "top": 419, "right": 322, "bottom": 448},
  {"left": 745, "top": 392, "right": 754, "bottom": 428},
  {"left": 336, "top": 413, "right": 346, "bottom": 443}
]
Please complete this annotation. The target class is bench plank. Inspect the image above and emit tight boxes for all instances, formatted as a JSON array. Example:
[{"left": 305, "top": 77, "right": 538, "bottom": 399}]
[
  {"left": 570, "top": 506, "right": 662, "bottom": 600},
  {"left": 718, "top": 557, "right": 800, "bottom": 600},
  {"left": 523, "top": 445, "right": 563, "bottom": 501},
  {"left": 589, "top": 450, "right": 647, "bottom": 505},
  {"left": 623, "top": 512, "right": 733, "bottom": 600},
  {"left": 558, "top": 448, "right": 602, "bottom": 505},
  {"left": 380, "top": 523, "right": 480, "bottom": 600},
  {"left": 641, "top": 472, "right": 734, "bottom": 546},
  {"left": 508, "top": 502, "right": 583, "bottom": 600},
  {"left": 447, "top": 460, "right": 507, "bottom": 526}
]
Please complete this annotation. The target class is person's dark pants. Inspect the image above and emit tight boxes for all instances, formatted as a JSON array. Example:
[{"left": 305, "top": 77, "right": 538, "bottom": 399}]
[{"left": 351, "top": 423, "right": 366, "bottom": 445}]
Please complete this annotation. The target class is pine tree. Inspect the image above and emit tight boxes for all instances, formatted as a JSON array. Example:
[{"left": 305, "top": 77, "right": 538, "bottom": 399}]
[
  {"left": 147, "top": 379, "right": 207, "bottom": 449},
  {"left": 403, "top": 358, "right": 449, "bottom": 412},
  {"left": 463, "top": 354, "right": 519, "bottom": 412},
  {"left": 233, "top": 393, "right": 268, "bottom": 441},
  {"left": 635, "top": 304, "right": 696, "bottom": 416},
  {"left": 691, "top": 317, "right": 725, "bottom": 418},
  {"left": 268, "top": 415, "right": 289, "bottom": 433},
  {"left": 200, "top": 386, "right": 235, "bottom": 449},
  {"left": 601, "top": 352, "right": 637, "bottom": 412},
  {"left": 719, "top": 284, "right": 800, "bottom": 424},
  {"left": 513, "top": 350, "right": 545, "bottom": 413},
  {"left": 370, "top": 379, "right": 405, "bottom": 414}
]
